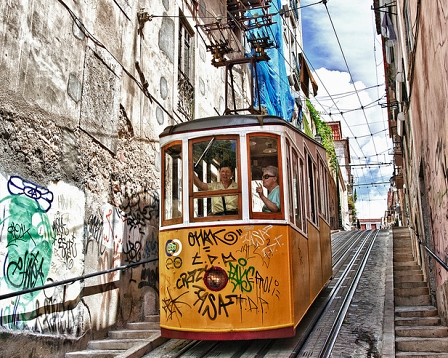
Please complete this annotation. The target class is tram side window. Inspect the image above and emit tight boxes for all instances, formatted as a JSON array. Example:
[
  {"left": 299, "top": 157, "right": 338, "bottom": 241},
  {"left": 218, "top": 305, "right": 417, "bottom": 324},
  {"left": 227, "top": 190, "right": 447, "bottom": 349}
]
[
  {"left": 163, "top": 143, "right": 182, "bottom": 223},
  {"left": 318, "top": 157, "right": 330, "bottom": 221},
  {"left": 191, "top": 137, "right": 239, "bottom": 219},
  {"left": 249, "top": 135, "right": 282, "bottom": 216},
  {"left": 298, "top": 157, "right": 307, "bottom": 230},
  {"left": 286, "top": 141, "right": 294, "bottom": 223},
  {"left": 292, "top": 149, "right": 306, "bottom": 232},
  {"left": 307, "top": 153, "right": 318, "bottom": 225}
]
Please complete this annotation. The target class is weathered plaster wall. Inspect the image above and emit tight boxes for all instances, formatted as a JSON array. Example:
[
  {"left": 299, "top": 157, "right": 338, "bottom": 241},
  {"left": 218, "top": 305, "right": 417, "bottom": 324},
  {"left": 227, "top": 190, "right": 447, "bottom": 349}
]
[
  {"left": 397, "top": 1, "right": 448, "bottom": 323},
  {"left": 0, "top": 0, "right": 169, "bottom": 351},
  {"left": 0, "top": 0, "right": 237, "bottom": 354}
]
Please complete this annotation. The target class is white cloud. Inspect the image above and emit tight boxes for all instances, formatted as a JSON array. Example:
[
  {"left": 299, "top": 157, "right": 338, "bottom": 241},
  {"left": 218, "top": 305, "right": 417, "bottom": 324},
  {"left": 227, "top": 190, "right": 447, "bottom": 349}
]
[
  {"left": 301, "top": 1, "right": 393, "bottom": 220},
  {"left": 310, "top": 68, "right": 393, "bottom": 219}
]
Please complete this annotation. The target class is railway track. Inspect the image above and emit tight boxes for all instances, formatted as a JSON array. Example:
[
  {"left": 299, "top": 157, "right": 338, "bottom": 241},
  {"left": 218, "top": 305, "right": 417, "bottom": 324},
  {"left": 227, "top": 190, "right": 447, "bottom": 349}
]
[{"left": 143, "top": 230, "right": 379, "bottom": 358}]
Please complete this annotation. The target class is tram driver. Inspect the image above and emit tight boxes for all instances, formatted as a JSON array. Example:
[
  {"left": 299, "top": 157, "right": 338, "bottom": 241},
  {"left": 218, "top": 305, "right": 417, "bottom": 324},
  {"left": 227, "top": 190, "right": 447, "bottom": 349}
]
[
  {"left": 193, "top": 160, "right": 238, "bottom": 215},
  {"left": 255, "top": 165, "right": 281, "bottom": 212}
]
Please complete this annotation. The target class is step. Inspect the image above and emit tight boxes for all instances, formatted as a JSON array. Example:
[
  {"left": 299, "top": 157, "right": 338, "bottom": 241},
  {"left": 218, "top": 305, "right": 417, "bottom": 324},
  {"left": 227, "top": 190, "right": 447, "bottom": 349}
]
[
  {"left": 127, "top": 321, "right": 160, "bottom": 330},
  {"left": 395, "top": 325, "right": 448, "bottom": 338},
  {"left": 394, "top": 248, "right": 413, "bottom": 252},
  {"left": 395, "top": 287, "right": 429, "bottom": 297},
  {"left": 393, "top": 228, "right": 412, "bottom": 235},
  {"left": 145, "top": 315, "right": 160, "bottom": 322},
  {"left": 114, "top": 334, "right": 169, "bottom": 358},
  {"left": 88, "top": 339, "right": 147, "bottom": 350},
  {"left": 108, "top": 329, "right": 159, "bottom": 339},
  {"left": 395, "top": 295, "right": 432, "bottom": 306},
  {"left": 394, "top": 269, "right": 424, "bottom": 277},
  {"left": 396, "top": 337, "right": 448, "bottom": 352},
  {"left": 394, "top": 273, "right": 424, "bottom": 282},
  {"left": 394, "top": 262, "right": 419, "bottom": 268},
  {"left": 396, "top": 352, "right": 448, "bottom": 357},
  {"left": 395, "top": 306, "right": 439, "bottom": 318},
  {"left": 395, "top": 316, "right": 441, "bottom": 326},
  {"left": 395, "top": 281, "right": 427, "bottom": 289},
  {"left": 65, "top": 332, "right": 168, "bottom": 358},
  {"left": 66, "top": 349, "right": 126, "bottom": 358}
]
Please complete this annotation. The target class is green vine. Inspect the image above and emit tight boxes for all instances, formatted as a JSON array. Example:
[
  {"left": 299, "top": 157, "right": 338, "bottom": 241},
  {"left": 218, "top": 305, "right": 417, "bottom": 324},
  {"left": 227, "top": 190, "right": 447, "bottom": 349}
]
[{"left": 306, "top": 99, "right": 338, "bottom": 173}]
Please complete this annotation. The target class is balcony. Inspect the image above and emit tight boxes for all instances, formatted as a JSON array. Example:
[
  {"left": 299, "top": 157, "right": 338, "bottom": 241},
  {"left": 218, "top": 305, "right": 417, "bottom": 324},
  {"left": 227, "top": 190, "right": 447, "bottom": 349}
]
[{"left": 178, "top": 70, "right": 194, "bottom": 121}]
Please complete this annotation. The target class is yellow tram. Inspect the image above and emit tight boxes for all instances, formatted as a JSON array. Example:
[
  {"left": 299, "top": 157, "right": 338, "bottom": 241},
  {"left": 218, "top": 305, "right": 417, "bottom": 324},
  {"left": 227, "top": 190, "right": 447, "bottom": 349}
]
[{"left": 159, "top": 115, "right": 333, "bottom": 340}]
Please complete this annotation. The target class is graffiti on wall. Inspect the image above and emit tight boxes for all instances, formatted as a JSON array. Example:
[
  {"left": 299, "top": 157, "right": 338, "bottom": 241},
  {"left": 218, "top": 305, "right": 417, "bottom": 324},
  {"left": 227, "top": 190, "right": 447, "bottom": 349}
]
[
  {"left": 0, "top": 175, "right": 86, "bottom": 333},
  {"left": 0, "top": 174, "right": 160, "bottom": 335},
  {"left": 161, "top": 225, "right": 283, "bottom": 323},
  {"left": 1, "top": 176, "right": 54, "bottom": 301}
]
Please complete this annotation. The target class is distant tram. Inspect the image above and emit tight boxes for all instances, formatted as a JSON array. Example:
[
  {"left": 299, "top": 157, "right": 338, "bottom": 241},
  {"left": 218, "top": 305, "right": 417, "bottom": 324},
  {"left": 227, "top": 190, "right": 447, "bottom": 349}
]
[{"left": 159, "top": 115, "right": 334, "bottom": 340}]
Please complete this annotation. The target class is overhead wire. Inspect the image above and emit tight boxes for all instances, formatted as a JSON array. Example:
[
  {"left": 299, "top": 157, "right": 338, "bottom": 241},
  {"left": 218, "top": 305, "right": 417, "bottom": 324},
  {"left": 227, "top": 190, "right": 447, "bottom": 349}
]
[
  {"left": 322, "top": 2, "right": 379, "bottom": 157},
  {"left": 183, "top": 1, "right": 393, "bottom": 208},
  {"left": 299, "top": 1, "right": 393, "bottom": 212}
]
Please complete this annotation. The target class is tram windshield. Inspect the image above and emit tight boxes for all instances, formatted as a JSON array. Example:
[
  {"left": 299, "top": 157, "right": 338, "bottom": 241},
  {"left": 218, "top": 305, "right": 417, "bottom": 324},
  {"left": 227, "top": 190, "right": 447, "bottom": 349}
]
[
  {"left": 248, "top": 135, "right": 281, "bottom": 216},
  {"left": 161, "top": 133, "right": 283, "bottom": 226},
  {"left": 191, "top": 137, "right": 239, "bottom": 219}
]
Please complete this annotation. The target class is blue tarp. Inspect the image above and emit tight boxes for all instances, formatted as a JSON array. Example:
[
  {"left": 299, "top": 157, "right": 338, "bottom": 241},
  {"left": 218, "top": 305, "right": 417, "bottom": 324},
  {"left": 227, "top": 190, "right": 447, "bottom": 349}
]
[{"left": 246, "top": 0, "right": 295, "bottom": 121}]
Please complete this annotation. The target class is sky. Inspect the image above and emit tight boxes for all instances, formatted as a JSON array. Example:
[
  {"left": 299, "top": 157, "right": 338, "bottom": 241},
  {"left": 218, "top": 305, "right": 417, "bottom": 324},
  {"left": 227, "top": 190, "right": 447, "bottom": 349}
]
[{"left": 300, "top": 0, "right": 393, "bottom": 219}]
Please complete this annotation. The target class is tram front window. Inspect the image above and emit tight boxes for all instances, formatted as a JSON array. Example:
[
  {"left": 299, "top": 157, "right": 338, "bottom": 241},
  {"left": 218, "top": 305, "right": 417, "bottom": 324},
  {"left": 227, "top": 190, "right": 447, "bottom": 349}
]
[
  {"left": 191, "top": 137, "right": 239, "bottom": 219},
  {"left": 249, "top": 135, "right": 282, "bottom": 216}
]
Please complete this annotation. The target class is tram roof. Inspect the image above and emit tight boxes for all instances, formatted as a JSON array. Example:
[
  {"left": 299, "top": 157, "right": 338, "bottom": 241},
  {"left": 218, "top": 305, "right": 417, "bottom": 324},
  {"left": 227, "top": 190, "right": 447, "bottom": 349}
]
[{"left": 159, "top": 115, "right": 298, "bottom": 137}]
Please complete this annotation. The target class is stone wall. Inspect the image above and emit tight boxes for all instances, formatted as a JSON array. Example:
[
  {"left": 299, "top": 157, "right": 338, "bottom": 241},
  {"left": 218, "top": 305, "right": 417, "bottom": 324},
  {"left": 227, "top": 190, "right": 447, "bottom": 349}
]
[
  {"left": 394, "top": 1, "right": 448, "bottom": 324},
  {"left": 0, "top": 0, "right": 181, "bottom": 348}
]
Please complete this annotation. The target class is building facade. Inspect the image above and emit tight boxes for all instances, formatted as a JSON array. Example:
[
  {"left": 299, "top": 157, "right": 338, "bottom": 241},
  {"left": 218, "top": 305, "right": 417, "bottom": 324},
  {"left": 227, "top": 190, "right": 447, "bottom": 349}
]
[
  {"left": 328, "top": 121, "right": 353, "bottom": 230},
  {"left": 375, "top": 0, "right": 448, "bottom": 323}
]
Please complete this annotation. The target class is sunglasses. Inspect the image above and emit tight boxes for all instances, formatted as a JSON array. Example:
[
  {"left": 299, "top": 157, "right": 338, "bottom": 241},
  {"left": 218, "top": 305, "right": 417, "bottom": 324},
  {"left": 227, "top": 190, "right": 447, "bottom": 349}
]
[{"left": 262, "top": 174, "right": 275, "bottom": 179}]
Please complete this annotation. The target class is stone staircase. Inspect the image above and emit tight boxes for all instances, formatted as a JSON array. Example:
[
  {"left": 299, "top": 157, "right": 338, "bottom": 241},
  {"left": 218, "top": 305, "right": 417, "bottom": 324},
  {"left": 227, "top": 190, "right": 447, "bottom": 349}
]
[
  {"left": 65, "top": 315, "right": 168, "bottom": 358},
  {"left": 393, "top": 227, "right": 448, "bottom": 357}
]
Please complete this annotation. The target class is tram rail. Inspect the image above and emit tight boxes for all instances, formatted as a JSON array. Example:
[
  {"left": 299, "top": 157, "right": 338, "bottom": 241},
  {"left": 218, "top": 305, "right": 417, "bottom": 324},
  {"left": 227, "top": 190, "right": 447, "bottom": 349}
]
[{"left": 143, "top": 230, "right": 379, "bottom": 358}]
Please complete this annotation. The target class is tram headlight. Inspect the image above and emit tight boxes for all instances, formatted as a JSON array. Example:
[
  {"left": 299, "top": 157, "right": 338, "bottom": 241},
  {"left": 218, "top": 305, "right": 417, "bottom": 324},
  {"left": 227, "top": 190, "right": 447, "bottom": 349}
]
[{"left": 203, "top": 266, "right": 228, "bottom": 291}]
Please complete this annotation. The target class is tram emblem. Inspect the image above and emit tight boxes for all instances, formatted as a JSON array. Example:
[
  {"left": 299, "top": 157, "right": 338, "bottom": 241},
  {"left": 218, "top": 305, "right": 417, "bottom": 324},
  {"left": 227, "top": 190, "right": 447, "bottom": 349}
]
[{"left": 165, "top": 239, "right": 182, "bottom": 256}]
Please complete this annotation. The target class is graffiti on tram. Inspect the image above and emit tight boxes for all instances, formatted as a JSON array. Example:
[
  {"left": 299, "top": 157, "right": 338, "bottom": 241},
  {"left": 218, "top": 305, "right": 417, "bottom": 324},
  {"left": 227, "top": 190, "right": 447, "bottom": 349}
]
[{"left": 162, "top": 225, "right": 284, "bottom": 321}]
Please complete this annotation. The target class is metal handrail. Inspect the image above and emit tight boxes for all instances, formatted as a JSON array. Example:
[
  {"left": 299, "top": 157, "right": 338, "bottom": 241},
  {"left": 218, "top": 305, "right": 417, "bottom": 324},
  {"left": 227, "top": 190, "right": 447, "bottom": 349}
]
[
  {"left": 409, "top": 226, "right": 448, "bottom": 272},
  {"left": 0, "top": 257, "right": 158, "bottom": 301},
  {"left": 418, "top": 238, "right": 448, "bottom": 272}
]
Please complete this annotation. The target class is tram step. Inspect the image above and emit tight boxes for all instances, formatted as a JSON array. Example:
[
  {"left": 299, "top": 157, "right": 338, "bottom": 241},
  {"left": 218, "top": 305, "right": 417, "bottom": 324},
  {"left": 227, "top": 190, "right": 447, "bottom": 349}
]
[
  {"left": 396, "top": 337, "right": 448, "bottom": 352},
  {"left": 395, "top": 306, "right": 439, "bottom": 318},
  {"left": 396, "top": 325, "right": 448, "bottom": 338}
]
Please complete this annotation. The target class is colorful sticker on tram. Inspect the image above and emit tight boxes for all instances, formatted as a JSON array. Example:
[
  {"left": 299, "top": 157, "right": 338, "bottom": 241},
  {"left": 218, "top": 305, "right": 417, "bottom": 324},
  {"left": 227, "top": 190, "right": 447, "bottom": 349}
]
[{"left": 166, "top": 239, "right": 182, "bottom": 256}]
